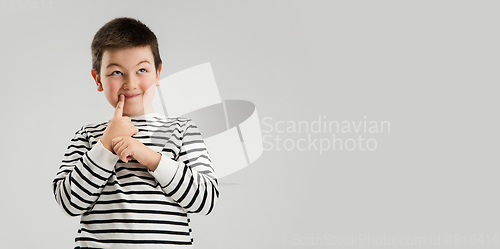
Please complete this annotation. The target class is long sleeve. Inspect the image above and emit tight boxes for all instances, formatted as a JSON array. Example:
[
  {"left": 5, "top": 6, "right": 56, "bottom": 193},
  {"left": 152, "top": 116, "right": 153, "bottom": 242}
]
[
  {"left": 149, "top": 119, "right": 219, "bottom": 215},
  {"left": 52, "top": 126, "right": 119, "bottom": 217}
]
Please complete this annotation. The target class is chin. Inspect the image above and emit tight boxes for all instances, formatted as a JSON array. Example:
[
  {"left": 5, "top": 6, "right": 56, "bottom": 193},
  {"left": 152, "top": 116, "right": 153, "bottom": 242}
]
[{"left": 124, "top": 108, "right": 144, "bottom": 117}]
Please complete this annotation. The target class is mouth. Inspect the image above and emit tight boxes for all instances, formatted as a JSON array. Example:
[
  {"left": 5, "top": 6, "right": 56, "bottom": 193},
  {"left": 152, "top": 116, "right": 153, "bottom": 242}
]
[{"left": 123, "top": 94, "right": 140, "bottom": 99}]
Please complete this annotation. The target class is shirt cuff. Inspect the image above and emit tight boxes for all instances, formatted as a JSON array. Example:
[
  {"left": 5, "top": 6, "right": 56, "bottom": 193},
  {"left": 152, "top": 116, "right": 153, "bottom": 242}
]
[
  {"left": 86, "top": 140, "right": 120, "bottom": 171},
  {"left": 149, "top": 153, "right": 180, "bottom": 187}
]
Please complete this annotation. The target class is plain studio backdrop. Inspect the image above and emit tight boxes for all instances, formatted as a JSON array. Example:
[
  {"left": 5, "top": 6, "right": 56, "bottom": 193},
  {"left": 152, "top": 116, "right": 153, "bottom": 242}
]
[{"left": 1, "top": 1, "right": 499, "bottom": 248}]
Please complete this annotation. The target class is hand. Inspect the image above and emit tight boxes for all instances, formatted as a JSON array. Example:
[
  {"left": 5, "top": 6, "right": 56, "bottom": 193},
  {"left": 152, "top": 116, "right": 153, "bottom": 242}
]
[
  {"left": 101, "top": 95, "right": 139, "bottom": 152},
  {"left": 111, "top": 136, "right": 161, "bottom": 171}
]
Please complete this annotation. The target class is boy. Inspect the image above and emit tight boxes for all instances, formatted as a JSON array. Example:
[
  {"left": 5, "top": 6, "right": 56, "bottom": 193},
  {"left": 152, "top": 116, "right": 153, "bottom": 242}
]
[{"left": 52, "top": 17, "right": 219, "bottom": 248}]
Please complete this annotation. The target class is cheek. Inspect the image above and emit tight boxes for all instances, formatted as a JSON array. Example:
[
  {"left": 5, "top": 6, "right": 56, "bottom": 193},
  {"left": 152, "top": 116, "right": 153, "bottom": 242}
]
[
  {"left": 104, "top": 91, "right": 119, "bottom": 108},
  {"left": 103, "top": 81, "right": 121, "bottom": 107},
  {"left": 142, "top": 83, "right": 157, "bottom": 106},
  {"left": 140, "top": 76, "right": 157, "bottom": 95}
]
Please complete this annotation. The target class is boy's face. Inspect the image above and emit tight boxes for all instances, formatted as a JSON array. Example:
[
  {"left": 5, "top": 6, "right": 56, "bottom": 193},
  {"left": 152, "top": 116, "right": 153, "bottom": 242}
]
[{"left": 91, "top": 46, "right": 162, "bottom": 117}]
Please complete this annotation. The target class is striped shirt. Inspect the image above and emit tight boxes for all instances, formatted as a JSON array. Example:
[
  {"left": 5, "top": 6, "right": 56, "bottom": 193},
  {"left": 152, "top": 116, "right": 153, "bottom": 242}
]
[{"left": 52, "top": 112, "right": 219, "bottom": 248}]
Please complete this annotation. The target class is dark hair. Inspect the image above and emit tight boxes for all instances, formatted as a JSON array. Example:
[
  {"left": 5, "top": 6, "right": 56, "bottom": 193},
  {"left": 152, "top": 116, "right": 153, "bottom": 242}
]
[{"left": 91, "top": 17, "right": 162, "bottom": 75}]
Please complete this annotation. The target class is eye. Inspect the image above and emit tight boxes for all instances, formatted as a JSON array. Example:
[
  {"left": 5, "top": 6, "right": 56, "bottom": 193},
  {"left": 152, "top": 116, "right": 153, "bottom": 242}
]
[
  {"left": 111, "top": 71, "right": 123, "bottom": 76},
  {"left": 138, "top": 68, "right": 147, "bottom": 74}
]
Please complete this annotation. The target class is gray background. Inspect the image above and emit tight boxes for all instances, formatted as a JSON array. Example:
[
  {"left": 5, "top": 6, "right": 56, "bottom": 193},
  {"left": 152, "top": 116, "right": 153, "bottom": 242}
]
[{"left": 1, "top": 0, "right": 499, "bottom": 248}]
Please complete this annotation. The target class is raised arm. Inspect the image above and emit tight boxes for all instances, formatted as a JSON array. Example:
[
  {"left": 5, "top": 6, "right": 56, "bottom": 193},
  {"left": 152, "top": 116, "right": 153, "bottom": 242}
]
[
  {"left": 150, "top": 119, "right": 219, "bottom": 215},
  {"left": 53, "top": 95, "right": 138, "bottom": 216},
  {"left": 52, "top": 126, "right": 119, "bottom": 216}
]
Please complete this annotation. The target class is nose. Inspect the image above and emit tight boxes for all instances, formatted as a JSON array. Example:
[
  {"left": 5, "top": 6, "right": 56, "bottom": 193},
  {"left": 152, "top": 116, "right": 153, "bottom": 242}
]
[{"left": 123, "top": 74, "right": 139, "bottom": 90}]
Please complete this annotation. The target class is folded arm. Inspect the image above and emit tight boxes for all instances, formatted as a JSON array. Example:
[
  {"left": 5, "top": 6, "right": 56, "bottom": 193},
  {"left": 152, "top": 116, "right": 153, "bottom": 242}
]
[
  {"left": 149, "top": 119, "right": 219, "bottom": 215},
  {"left": 52, "top": 127, "right": 118, "bottom": 216}
]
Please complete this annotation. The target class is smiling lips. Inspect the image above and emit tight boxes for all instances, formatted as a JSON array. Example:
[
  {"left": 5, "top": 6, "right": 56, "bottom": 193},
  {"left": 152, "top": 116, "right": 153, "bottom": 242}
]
[{"left": 123, "top": 94, "right": 140, "bottom": 99}]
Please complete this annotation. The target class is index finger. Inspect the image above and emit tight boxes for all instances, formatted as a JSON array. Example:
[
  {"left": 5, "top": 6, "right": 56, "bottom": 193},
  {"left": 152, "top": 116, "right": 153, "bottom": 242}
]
[{"left": 114, "top": 94, "right": 125, "bottom": 117}]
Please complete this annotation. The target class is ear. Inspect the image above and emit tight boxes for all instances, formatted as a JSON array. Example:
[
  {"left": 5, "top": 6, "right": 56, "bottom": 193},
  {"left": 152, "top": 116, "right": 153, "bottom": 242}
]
[
  {"left": 91, "top": 69, "right": 103, "bottom": 92},
  {"left": 155, "top": 64, "right": 162, "bottom": 87}
]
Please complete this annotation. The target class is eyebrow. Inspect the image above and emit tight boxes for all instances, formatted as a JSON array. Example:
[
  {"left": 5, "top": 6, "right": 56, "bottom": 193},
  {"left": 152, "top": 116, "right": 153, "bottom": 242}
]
[{"left": 106, "top": 60, "right": 151, "bottom": 69}]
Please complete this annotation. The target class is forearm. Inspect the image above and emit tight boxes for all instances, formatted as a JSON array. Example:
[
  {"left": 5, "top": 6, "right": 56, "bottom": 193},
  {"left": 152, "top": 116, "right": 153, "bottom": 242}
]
[
  {"left": 53, "top": 140, "right": 118, "bottom": 216},
  {"left": 148, "top": 120, "right": 219, "bottom": 215},
  {"left": 100, "top": 136, "right": 113, "bottom": 153},
  {"left": 146, "top": 150, "right": 162, "bottom": 172},
  {"left": 161, "top": 160, "right": 219, "bottom": 215}
]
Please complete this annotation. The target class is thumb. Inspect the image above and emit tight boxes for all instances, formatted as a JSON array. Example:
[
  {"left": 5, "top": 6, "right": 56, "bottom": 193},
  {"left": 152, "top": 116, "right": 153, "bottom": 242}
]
[{"left": 114, "top": 94, "right": 125, "bottom": 117}]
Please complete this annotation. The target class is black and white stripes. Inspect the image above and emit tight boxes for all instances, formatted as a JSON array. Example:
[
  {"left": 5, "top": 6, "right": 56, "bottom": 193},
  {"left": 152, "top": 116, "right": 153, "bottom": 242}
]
[{"left": 53, "top": 113, "right": 219, "bottom": 248}]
